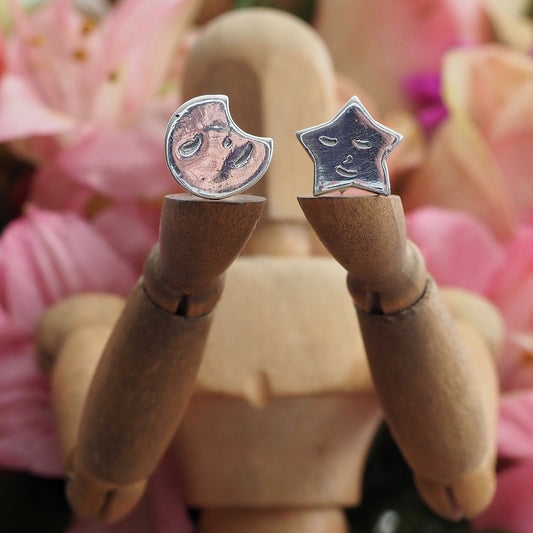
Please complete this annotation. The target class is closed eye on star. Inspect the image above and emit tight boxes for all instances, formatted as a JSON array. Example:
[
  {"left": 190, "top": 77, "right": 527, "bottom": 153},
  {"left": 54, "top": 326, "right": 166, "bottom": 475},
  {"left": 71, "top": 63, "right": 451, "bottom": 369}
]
[{"left": 295, "top": 95, "right": 403, "bottom": 196}]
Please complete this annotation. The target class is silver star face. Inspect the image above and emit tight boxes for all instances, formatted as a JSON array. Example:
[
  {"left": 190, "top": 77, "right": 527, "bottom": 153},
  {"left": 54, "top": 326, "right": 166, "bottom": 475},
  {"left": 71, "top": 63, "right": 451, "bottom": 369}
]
[
  {"left": 296, "top": 96, "right": 402, "bottom": 196},
  {"left": 165, "top": 95, "right": 273, "bottom": 199}
]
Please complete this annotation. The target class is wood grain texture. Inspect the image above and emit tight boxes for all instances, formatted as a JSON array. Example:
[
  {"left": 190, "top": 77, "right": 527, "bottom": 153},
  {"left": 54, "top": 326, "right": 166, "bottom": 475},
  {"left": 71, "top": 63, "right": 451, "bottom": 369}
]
[
  {"left": 413, "top": 321, "right": 498, "bottom": 520},
  {"left": 75, "top": 283, "right": 211, "bottom": 485},
  {"left": 357, "top": 280, "right": 486, "bottom": 482},
  {"left": 174, "top": 393, "right": 381, "bottom": 507},
  {"left": 37, "top": 271, "right": 500, "bottom": 522},
  {"left": 298, "top": 195, "right": 427, "bottom": 314},
  {"left": 144, "top": 194, "right": 265, "bottom": 313},
  {"left": 196, "top": 257, "right": 372, "bottom": 399},
  {"left": 299, "top": 193, "right": 497, "bottom": 520},
  {"left": 66, "top": 194, "right": 265, "bottom": 522}
]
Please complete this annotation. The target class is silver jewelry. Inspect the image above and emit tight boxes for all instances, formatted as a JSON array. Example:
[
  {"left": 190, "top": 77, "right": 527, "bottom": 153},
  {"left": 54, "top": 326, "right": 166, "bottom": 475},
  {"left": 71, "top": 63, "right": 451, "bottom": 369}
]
[
  {"left": 165, "top": 95, "right": 273, "bottom": 199},
  {"left": 296, "top": 96, "right": 402, "bottom": 196}
]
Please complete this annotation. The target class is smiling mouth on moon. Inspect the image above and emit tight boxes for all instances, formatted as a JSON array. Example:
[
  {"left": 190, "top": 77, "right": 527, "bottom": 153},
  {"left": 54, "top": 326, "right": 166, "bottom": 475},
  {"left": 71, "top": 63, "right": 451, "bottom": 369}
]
[
  {"left": 228, "top": 141, "right": 254, "bottom": 169},
  {"left": 335, "top": 165, "right": 358, "bottom": 178}
]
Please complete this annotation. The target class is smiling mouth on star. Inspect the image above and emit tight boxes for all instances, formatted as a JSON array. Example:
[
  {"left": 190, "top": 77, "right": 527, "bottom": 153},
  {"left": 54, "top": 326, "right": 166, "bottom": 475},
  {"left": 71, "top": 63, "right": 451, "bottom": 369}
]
[{"left": 335, "top": 165, "right": 358, "bottom": 178}]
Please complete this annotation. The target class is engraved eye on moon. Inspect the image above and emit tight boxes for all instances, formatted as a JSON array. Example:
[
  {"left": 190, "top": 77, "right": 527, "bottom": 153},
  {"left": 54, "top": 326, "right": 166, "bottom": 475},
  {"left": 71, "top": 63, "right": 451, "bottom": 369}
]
[
  {"left": 165, "top": 95, "right": 273, "bottom": 200},
  {"left": 296, "top": 95, "right": 402, "bottom": 196},
  {"left": 178, "top": 133, "right": 203, "bottom": 158}
]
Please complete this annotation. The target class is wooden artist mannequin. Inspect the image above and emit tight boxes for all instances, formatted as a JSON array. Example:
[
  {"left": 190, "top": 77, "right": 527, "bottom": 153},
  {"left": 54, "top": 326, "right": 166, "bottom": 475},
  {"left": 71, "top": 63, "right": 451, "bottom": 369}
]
[{"left": 36, "top": 8, "right": 501, "bottom": 533}]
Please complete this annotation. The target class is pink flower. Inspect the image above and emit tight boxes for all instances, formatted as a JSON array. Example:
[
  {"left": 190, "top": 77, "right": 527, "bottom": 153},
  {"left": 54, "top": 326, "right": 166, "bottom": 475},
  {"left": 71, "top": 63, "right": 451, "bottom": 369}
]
[
  {"left": 0, "top": 196, "right": 203, "bottom": 533},
  {"left": 0, "top": 206, "right": 193, "bottom": 531},
  {"left": 403, "top": 72, "right": 448, "bottom": 136},
  {"left": 407, "top": 207, "right": 533, "bottom": 392},
  {"left": 407, "top": 207, "right": 533, "bottom": 531},
  {"left": 489, "top": 227, "right": 533, "bottom": 391},
  {"left": 406, "top": 206, "right": 504, "bottom": 294},
  {"left": 0, "top": 207, "right": 136, "bottom": 476},
  {"left": 0, "top": 31, "right": 5, "bottom": 79},
  {"left": 402, "top": 45, "right": 533, "bottom": 241},
  {"left": 91, "top": 202, "right": 161, "bottom": 273},
  {"left": 472, "top": 391, "right": 533, "bottom": 533},
  {"left": 0, "top": 0, "right": 196, "bottom": 208},
  {"left": 497, "top": 391, "right": 533, "bottom": 461},
  {"left": 314, "top": 0, "right": 491, "bottom": 111}
]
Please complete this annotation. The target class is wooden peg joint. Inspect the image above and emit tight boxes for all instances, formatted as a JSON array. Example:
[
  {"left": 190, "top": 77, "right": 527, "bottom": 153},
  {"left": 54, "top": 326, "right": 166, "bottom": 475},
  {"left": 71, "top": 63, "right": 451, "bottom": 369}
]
[
  {"left": 65, "top": 193, "right": 265, "bottom": 523},
  {"left": 298, "top": 193, "right": 496, "bottom": 520}
]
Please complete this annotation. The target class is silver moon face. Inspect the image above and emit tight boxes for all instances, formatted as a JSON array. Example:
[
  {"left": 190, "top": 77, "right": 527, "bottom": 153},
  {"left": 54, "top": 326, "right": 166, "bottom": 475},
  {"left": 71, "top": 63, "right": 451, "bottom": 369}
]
[{"left": 165, "top": 95, "right": 273, "bottom": 199}]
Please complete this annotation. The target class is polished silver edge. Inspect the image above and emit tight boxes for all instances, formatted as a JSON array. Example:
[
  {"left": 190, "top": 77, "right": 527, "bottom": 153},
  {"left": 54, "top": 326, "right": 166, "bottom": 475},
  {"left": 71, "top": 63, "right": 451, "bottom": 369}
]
[
  {"left": 296, "top": 95, "right": 402, "bottom": 197},
  {"left": 165, "top": 94, "right": 273, "bottom": 199}
]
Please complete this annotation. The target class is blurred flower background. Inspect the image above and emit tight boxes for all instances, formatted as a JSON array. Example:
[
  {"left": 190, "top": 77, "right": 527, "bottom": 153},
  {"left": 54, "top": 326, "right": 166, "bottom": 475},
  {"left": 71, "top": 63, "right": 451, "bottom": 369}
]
[{"left": 0, "top": 0, "right": 532, "bottom": 531}]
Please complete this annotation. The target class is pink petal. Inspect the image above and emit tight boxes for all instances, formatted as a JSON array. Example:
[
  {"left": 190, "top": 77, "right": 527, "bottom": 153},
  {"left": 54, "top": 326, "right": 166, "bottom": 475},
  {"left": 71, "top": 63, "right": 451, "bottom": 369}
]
[
  {"left": 96, "top": 0, "right": 199, "bottom": 117},
  {"left": 315, "top": 0, "right": 491, "bottom": 111},
  {"left": 406, "top": 206, "right": 505, "bottom": 293},
  {"left": 442, "top": 45, "right": 533, "bottom": 220},
  {"left": 52, "top": 121, "right": 175, "bottom": 200},
  {"left": 498, "top": 390, "right": 533, "bottom": 460},
  {"left": 0, "top": 304, "right": 28, "bottom": 347},
  {"left": 491, "top": 126, "right": 533, "bottom": 218},
  {"left": 401, "top": 117, "right": 517, "bottom": 241},
  {"left": 490, "top": 227, "right": 533, "bottom": 312},
  {"left": 92, "top": 203, "right": 161, "bottom": 273},
  {"left": 68, "top": 453, "right": 192, "bottom": 533},
  {"left": 488, "top": 227, "right": 533, "bottom": 389},
  {"left": 0, "top": 207, "right": 136, "bottom": 333},
  {"left": 522, "top": 208, "right": 533, "bottom": 227},
  {"left": 0, "top": 340, "right": 62, "bottom": 476},
  {"left": 0, "top": 74, "right": 73, "bottom": 142},
  {"left": 7, "top": 0, "right": 102, "bottom": 120},
  {"left": 473, "top": 459, "right": 533, "bottom": 533},
  {"left": 30, "top": 163, "right": 95, "bottom": 212},
  {"left": 488, "top": 83, "right": 533, "bottom": 217},
  {"left": 443, "top": 45, "right": 533, "bottom": 137},
  {"left": 0, "top": 32, "right": 5, "bottom": 79}
]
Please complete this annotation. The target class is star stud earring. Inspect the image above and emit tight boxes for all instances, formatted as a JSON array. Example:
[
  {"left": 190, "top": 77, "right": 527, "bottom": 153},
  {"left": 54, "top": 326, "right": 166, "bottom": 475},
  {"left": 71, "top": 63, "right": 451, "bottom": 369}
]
[
  {"left": 165, "top": 95, "right": 273, "bottom": 199},
  {"left": 296, "top": 96, "right": 402, "bottom": 196}
]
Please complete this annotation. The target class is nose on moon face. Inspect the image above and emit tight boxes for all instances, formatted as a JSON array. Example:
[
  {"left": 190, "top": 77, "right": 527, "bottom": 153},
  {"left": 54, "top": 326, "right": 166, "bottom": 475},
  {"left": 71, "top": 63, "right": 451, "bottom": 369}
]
[
  {"left": 178, "top": 133, "right": 203, "bottom": 158},
  {"left": 222, "top": 136, "right": 232, "bottom": 149}
]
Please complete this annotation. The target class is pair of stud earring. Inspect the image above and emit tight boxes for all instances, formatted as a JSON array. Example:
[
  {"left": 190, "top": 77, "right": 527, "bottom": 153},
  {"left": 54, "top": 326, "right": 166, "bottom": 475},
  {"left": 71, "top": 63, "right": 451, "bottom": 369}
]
[{"left": 165, "top": 94, "right": 402, "bottom": 200}]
